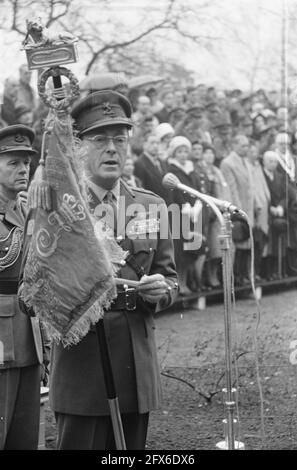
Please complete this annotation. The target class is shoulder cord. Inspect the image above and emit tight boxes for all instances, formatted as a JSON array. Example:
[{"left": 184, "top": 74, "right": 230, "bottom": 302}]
[
  {"left": 0, "top": 227, "right": 23, "bottom": 272},
  {"left": 125, "top": 253, "right": 146, "bottom": 280}
]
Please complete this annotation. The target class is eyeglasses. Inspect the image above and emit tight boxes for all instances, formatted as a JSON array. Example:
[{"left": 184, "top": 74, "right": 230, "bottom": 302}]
[{"left": 85, "top": 135, "right": 128, "bottom": 148}]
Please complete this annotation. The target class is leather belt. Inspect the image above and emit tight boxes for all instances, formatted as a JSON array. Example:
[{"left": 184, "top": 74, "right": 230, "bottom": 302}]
[
  {"left": 0, "top": 279, "right": 19, "bottom": 295},
  {"left": 109, "top": 287, "right": 137, "bottom": 311}
]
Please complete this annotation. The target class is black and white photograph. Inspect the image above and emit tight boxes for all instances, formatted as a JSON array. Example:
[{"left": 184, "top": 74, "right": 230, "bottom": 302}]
[{"left": 0, "top": 0, "right": 296, "bottom": 455}]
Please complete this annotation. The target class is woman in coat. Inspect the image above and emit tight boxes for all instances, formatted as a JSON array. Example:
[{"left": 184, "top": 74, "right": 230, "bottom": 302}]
[{"left": 167, "top": 136, "right": 203, "bottom": 295}]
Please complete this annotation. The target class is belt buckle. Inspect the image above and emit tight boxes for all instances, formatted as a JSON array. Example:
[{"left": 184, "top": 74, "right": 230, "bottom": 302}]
[{"left": 123, "top": 285, "right": 137, "bottom": 311}]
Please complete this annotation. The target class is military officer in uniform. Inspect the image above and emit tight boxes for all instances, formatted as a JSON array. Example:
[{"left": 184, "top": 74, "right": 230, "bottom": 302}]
[
  {"left": 50, "top": 90, "right": 179, "bottom": 450},
  {"left": 0, "top": 125, "right": 45, "bottom": 449}
]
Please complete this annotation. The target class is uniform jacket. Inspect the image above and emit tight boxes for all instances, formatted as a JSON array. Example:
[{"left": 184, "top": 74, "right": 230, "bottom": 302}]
[
  {"left": 0, "top": 196, "right": 43, "bottom": 369},
  {"left": 50, "top": 180, "right": 178, "bottom": 416}
]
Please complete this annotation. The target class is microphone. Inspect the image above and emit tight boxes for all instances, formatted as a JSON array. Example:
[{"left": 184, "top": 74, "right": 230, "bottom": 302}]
[{"left": 162, "top": 173, "right": 246, "bottom": 218}]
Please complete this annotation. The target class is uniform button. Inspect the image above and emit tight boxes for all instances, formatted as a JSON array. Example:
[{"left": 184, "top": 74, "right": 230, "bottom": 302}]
[
  {"left": 120, "top": 260, "right": 126, "bottom": 266},
  {"left": 149, "top": 247, "right": 153, "bottom": 252}
]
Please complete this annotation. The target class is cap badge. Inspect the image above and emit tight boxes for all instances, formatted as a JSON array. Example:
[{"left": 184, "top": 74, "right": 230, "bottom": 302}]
[
  {"left": 15, "top": 134, "right": 26, "bottom": 143},
  {"left": 102, "top": 102, "right": 116, "bottom": 118}
]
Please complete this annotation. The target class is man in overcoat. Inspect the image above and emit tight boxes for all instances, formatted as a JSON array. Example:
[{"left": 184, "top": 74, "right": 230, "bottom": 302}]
[
  {"left": 49, "top": 90, "right": 179, "bottom": 450},
  {"left": 220, "top": 135, "right": 254, "bottom": 285}
]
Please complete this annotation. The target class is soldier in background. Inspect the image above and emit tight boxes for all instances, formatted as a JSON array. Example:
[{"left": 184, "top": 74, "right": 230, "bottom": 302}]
[{"left": 0, "top": 125, "right": 46, "bottom": 449}]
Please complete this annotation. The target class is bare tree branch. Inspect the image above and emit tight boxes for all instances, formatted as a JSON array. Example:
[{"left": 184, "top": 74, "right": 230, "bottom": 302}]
[
  {"left": 46, "top": 0, "right": 71, "bottom": 27},
  {"left": 84, "top": 19, "right": 173, "bottom": 75},
  {"left": 161, "top": 370, "right": 212, "bottom": 402},
  {"left": 11, "top": 0, "right": 25, "bottom": 35}
]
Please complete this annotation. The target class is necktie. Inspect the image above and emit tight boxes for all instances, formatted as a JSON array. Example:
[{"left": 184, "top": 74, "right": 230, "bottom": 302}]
[
  {"left": 103, "top": 191, "right": 117, "bottom": 234},
  {"left": 155, "top": 159, "right": 162, "bottom": 174}
]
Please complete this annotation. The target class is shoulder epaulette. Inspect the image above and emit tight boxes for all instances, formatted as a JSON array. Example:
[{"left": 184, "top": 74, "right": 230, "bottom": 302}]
[{"left": 131, "top": 187, "right": 161, "bottom": 198}]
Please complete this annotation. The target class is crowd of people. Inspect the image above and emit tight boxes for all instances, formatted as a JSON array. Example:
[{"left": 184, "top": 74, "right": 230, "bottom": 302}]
[{"left": 1, "top": 65, "right": 297, "bottom": 296}]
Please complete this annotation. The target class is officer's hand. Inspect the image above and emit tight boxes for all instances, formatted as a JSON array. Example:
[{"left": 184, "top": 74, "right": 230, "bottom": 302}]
[{"left": 138, "top": 274, "right": 169, "bottom": 304}]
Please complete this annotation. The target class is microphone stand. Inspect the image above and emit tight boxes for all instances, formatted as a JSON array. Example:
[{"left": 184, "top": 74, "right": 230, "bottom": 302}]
[
  {"left": 163, "top": 174, "right": 245, "bottom": 449},
  {"left": 176, "top": 186, "right": 244, "bottom": 450},
  {"left": 216, "top": 211, "right": 244, "bottom": 450}
]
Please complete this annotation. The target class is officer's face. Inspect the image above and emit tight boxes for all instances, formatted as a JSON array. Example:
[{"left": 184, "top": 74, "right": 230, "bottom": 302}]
[
  {"left": 0, "top": 152, "right": 31, "bottom": 198},
  {"left": 82, "top": 124, "right": 129, "bottom": 189}
]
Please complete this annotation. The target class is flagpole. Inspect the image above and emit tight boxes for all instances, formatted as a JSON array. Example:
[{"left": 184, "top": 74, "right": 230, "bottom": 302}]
[{"left": 96, "top": 320, "right": 127, "bottom": 449}]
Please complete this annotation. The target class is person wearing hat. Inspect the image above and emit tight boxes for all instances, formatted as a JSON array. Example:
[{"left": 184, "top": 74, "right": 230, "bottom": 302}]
[
  {"left": 251, "top": 112, "right": 267, "bottom": 141},
  {"left": 211, "top": 114, "right": 233, "bottom": 166},
  {"left": 175, "top": 105, "right": 212, "bottom": 146},
  {"left": 168, "top": 106, "right": 186, "bottom": 129},
  {"left": 257, "top": 124, "right": 277, "bottom": 155},
  {"left": 167, "top": 136, "right": 203, "bottom": 295},
  {"left": 155, "top": 91, "right": 175, "bottom": 123},
  {"left": 0, "top": 125, "right": 46, "bottom": 449},
  {"left": 49, "top": 90, "right": 179, "bottom": 450},
  {"left": 204, "top": 100, "right": 221, "bottom": 125},
  {"left": 155, "top": 122, "right": 175, "bottom": 161}
]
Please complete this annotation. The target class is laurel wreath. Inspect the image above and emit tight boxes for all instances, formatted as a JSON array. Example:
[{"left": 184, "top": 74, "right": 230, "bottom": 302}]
[{"left": 38, "top": 66, "right": 80, "bottom": 112}]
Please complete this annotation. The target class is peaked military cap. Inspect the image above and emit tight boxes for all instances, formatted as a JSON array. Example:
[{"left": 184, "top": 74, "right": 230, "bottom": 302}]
[
  {"left": 0, "top": 124, "right": 37, "bottom": 155},
  {"left": 169, "top": 107, "right": 186, "bottom": 118},
  {"left": 240, "top": 115, "right": 253, "bottom": 127},
  {"left": 212, "top": 114, "right": 232, "bottom": 128},
  {"left": 204, "top": 100, "right": 218, "bottom": 109},
  {"left": 71, "top": 90, "right": 133, "bottom": 136},
  {"left": 186, "top": 103, "right": 205, "bottom": 115}
]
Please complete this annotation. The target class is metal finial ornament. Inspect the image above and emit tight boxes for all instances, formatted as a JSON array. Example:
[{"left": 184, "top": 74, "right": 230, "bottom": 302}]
[
  {"left": 22, "top": 16, "right": 79, "bottom": 112},
  {"left": 22, "top": 17, "right": 80, "bottom": 211}
]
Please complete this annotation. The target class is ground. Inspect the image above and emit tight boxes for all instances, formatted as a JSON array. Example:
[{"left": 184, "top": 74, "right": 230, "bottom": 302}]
[{"left": 45, "top": 286, "right": 297, "bottom": 450}]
